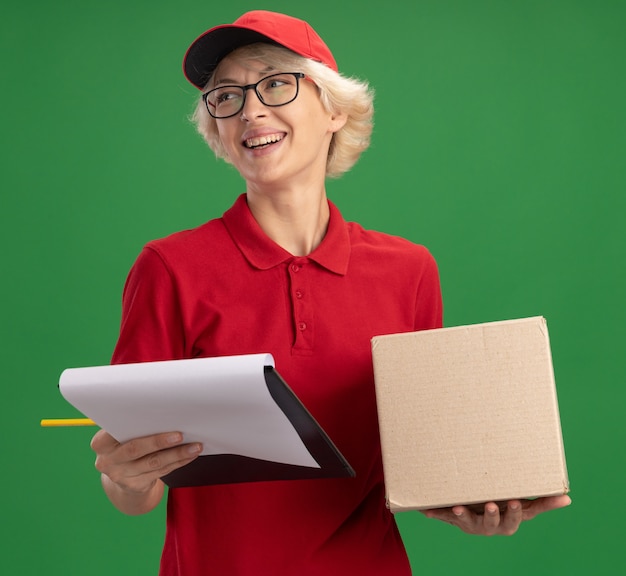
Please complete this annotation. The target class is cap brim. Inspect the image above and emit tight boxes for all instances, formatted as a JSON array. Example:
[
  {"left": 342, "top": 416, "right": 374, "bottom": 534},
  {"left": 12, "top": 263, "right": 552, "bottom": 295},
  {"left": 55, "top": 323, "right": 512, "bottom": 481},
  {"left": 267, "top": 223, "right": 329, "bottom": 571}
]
[{"left": 183, "top": 26, "right": 281, "bottom": 89}]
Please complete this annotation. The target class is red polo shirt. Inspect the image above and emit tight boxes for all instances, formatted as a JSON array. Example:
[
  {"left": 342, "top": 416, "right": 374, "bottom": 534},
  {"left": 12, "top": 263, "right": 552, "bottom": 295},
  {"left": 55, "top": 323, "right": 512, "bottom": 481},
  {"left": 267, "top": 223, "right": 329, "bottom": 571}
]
[{"left": 112, "top": 194, "right": 443, "bottom": 576}]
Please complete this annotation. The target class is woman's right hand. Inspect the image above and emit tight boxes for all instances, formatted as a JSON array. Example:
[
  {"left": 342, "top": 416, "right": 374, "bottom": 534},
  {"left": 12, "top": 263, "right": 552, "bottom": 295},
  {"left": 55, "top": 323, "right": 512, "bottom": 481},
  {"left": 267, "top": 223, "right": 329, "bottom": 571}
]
[{"left": 90, "top": 429, "right": 202, "bottom": 514}]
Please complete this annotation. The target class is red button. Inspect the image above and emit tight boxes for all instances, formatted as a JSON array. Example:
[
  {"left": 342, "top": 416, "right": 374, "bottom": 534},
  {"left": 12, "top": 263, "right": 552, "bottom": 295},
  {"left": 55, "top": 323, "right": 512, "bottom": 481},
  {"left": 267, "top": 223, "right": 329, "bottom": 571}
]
[
  {"left": 291, "top": 264, "right": 300, "bottom": 273},
  {"left": 295, "top": 290, "right": 303, "bottom": 299},
  {"left": 298, "top": 322, "right": 307, "bottom": 331}
]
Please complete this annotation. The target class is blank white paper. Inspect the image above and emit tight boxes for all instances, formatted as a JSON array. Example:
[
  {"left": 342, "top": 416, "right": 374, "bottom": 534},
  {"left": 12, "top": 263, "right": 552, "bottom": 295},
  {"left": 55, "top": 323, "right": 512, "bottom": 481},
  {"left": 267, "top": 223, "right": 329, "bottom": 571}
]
[{"left": 59, "top": 353, "right": 319, "bottom": 468}]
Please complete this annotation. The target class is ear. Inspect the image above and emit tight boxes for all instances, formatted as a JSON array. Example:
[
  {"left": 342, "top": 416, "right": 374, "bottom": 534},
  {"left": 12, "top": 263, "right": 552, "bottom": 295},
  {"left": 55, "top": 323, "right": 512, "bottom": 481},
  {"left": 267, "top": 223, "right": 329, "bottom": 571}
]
[{"left": 328, "top": 110, "right": 348, "bottom": 133}]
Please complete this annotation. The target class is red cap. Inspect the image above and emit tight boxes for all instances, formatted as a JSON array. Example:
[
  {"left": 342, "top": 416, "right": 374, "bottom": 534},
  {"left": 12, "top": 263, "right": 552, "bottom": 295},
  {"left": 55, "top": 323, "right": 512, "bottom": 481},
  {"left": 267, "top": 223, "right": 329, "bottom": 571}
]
[{"left": 183, "top": 10, "right": 337, "bottom": 90}]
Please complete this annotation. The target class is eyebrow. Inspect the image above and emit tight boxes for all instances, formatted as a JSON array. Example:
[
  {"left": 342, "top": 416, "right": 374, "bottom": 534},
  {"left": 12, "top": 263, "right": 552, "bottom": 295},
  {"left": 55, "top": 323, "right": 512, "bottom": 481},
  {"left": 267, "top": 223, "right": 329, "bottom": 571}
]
[{"left": 213, "top": 66, "right": 277, "bottom": 87}]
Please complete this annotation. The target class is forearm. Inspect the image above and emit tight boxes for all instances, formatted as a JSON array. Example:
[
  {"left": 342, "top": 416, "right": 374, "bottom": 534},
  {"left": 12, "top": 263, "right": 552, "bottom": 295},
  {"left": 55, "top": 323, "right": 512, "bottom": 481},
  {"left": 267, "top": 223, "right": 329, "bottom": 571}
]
[{"left": 101, "top": 474, "right": 165, "bottom": 516}]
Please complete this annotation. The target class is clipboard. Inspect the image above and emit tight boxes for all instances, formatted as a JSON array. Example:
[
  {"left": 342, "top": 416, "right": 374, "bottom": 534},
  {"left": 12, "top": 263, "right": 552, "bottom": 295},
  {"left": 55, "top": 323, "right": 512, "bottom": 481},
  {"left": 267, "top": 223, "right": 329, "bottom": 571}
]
[
  {"left": 163, "top": 367, "right": 354, "bottom": 487},
  {"left": 58, "top": 354, "right": 355, "bottom": 487}
]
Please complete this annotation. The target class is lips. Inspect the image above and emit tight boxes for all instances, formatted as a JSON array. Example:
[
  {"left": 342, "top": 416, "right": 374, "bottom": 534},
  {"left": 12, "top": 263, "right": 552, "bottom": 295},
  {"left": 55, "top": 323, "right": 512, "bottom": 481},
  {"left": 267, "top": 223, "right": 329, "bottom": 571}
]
[{"left": 243, "top": 133, "right": 285, "bottom": 149}]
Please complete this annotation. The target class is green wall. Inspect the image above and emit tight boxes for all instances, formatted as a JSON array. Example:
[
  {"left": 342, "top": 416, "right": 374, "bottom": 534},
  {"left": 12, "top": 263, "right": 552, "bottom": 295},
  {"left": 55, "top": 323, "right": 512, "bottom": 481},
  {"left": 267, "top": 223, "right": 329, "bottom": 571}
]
[{"left": 2, "top": 1, "right": 624, "bottom": 574}]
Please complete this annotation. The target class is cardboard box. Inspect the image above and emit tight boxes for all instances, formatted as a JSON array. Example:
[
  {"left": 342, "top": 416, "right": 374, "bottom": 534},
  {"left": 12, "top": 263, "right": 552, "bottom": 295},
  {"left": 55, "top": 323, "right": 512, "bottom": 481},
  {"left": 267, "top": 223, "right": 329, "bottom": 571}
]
[{"left": 371, "top": 317, "right": 569, "bottom": 513}]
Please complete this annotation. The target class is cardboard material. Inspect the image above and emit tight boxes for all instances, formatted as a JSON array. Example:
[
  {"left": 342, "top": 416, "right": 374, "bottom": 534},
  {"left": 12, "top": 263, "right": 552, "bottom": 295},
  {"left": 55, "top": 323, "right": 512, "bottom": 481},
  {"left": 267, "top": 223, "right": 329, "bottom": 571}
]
[{"left": 371, "top": 317, "right": 569, "bottom": 513}]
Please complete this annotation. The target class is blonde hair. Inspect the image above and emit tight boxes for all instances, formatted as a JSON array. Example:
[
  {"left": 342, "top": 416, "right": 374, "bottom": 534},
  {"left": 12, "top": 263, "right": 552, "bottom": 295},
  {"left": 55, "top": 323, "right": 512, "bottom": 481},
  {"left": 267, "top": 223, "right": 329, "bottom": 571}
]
[{"left": 191, "top": 43, "right": 374, "bottom": 178}]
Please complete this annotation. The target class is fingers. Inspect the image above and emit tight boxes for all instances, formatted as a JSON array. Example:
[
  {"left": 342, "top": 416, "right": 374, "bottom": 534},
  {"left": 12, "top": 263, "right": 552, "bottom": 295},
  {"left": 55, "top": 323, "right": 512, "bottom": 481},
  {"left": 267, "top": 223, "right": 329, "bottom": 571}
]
[
  {"left": 424, "top": 501, "right": 522, "bottom": 536},
  {"left": 481, "top": 502, "right": 503, "bottom": 536},
  {"left": 450, "top": 503, "right": 502, "bottom": 535},
  {"left": 117, "top": 432, "right": 186, "bottom": 463},
  {"left": 90, "top": 428, "right": 120, "bottom": 453},
  {"left": 422, "top": 505, "right": 480, "bottom": 534},
  {"left": 127, "top": 438, "right": 202, "bottom": 478},
  {"left": 522, "top": 495, "right": 572, "bottom": 521},
  {"left": 91, "top": 429, "right": 202, "bottom": 493},
  {"left": 423, "top": 496, "right": 571, "bottom": 536},
  {"left": 91, "top": 430, "right": 184, "bottom": 459},
  {"left": 499, "top": 501, "right": 523, "bottom": 535}
]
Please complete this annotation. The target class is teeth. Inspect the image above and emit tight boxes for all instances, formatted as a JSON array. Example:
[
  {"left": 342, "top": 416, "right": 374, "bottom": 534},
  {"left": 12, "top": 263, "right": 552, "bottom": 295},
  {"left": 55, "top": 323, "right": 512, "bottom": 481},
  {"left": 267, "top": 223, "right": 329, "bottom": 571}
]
[{"left": 245, "top": 134, "right": 283, "bottom": 148}]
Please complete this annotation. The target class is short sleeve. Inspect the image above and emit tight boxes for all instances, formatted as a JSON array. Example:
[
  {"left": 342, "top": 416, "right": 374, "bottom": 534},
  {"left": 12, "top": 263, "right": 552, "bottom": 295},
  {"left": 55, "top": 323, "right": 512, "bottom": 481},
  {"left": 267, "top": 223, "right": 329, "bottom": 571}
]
[
  {"left": 414, "top": 248, "right": 443, "bottom": 331},
  {"left": 111, "top": 246, "right": 186, "bottom": 364}
]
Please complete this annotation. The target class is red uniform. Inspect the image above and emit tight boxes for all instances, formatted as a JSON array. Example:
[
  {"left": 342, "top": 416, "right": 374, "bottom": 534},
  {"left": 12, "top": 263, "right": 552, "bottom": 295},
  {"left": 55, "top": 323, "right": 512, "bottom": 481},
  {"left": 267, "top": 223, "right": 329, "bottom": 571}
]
[{"left": 112, "top": 194, "right": 443, "bottom": 575}]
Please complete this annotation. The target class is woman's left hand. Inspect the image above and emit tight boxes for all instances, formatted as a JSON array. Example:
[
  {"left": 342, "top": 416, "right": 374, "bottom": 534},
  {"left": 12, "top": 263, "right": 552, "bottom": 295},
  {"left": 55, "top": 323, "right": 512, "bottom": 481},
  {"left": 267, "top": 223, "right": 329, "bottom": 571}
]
[{"left": 421, "top": 495, "right": 571, "bottom": 536}]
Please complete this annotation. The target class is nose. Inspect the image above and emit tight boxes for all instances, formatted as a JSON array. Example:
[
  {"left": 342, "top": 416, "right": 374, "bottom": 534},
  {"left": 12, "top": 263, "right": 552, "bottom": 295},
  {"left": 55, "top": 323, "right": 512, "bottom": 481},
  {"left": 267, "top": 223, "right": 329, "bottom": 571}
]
[{"left": 239, "top": 86, "right": 267, "bottom": 121}]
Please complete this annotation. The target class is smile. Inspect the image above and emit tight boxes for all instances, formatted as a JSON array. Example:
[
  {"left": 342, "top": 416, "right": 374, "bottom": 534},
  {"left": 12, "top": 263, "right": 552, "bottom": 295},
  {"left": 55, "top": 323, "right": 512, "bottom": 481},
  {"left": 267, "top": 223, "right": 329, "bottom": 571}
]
[{"left": 243, "top": 133, "right": 285, "bottom": 149}]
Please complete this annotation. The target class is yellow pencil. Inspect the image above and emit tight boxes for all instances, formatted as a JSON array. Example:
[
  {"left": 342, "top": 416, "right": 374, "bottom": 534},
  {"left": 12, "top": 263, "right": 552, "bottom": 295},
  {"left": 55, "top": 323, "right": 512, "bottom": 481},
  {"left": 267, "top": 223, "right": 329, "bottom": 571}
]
[{"left": 40, "top": 418, "right": 96, "bottom": 427}]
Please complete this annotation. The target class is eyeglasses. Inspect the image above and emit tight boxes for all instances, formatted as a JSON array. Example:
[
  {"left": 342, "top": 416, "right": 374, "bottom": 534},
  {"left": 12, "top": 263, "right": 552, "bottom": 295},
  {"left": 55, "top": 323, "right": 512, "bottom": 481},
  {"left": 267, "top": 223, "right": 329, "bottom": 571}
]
[{"left": 202, "top": 72, "right": 306, "bottom": 119}]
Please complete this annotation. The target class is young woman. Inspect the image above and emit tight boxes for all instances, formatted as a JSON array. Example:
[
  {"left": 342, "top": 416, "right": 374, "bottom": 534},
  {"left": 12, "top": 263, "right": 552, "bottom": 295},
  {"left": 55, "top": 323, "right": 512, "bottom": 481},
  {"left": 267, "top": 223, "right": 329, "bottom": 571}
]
[{"left": 90, "top": 11, "right": 570, "bottom": 575}]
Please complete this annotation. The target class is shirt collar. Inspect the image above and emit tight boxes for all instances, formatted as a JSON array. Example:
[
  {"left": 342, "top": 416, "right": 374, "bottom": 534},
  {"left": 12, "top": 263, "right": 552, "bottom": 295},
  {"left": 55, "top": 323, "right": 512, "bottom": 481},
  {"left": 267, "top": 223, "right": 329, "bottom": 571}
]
[{"left": 222, "top": 194, "right": 350, "bottom": 275}]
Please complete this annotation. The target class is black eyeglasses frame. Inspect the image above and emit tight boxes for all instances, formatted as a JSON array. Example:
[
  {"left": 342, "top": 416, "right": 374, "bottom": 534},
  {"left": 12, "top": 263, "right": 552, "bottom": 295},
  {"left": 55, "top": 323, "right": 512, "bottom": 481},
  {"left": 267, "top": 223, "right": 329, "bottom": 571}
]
[{"left": 202, "top": 72, "right": 306, "bottom": 119}]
